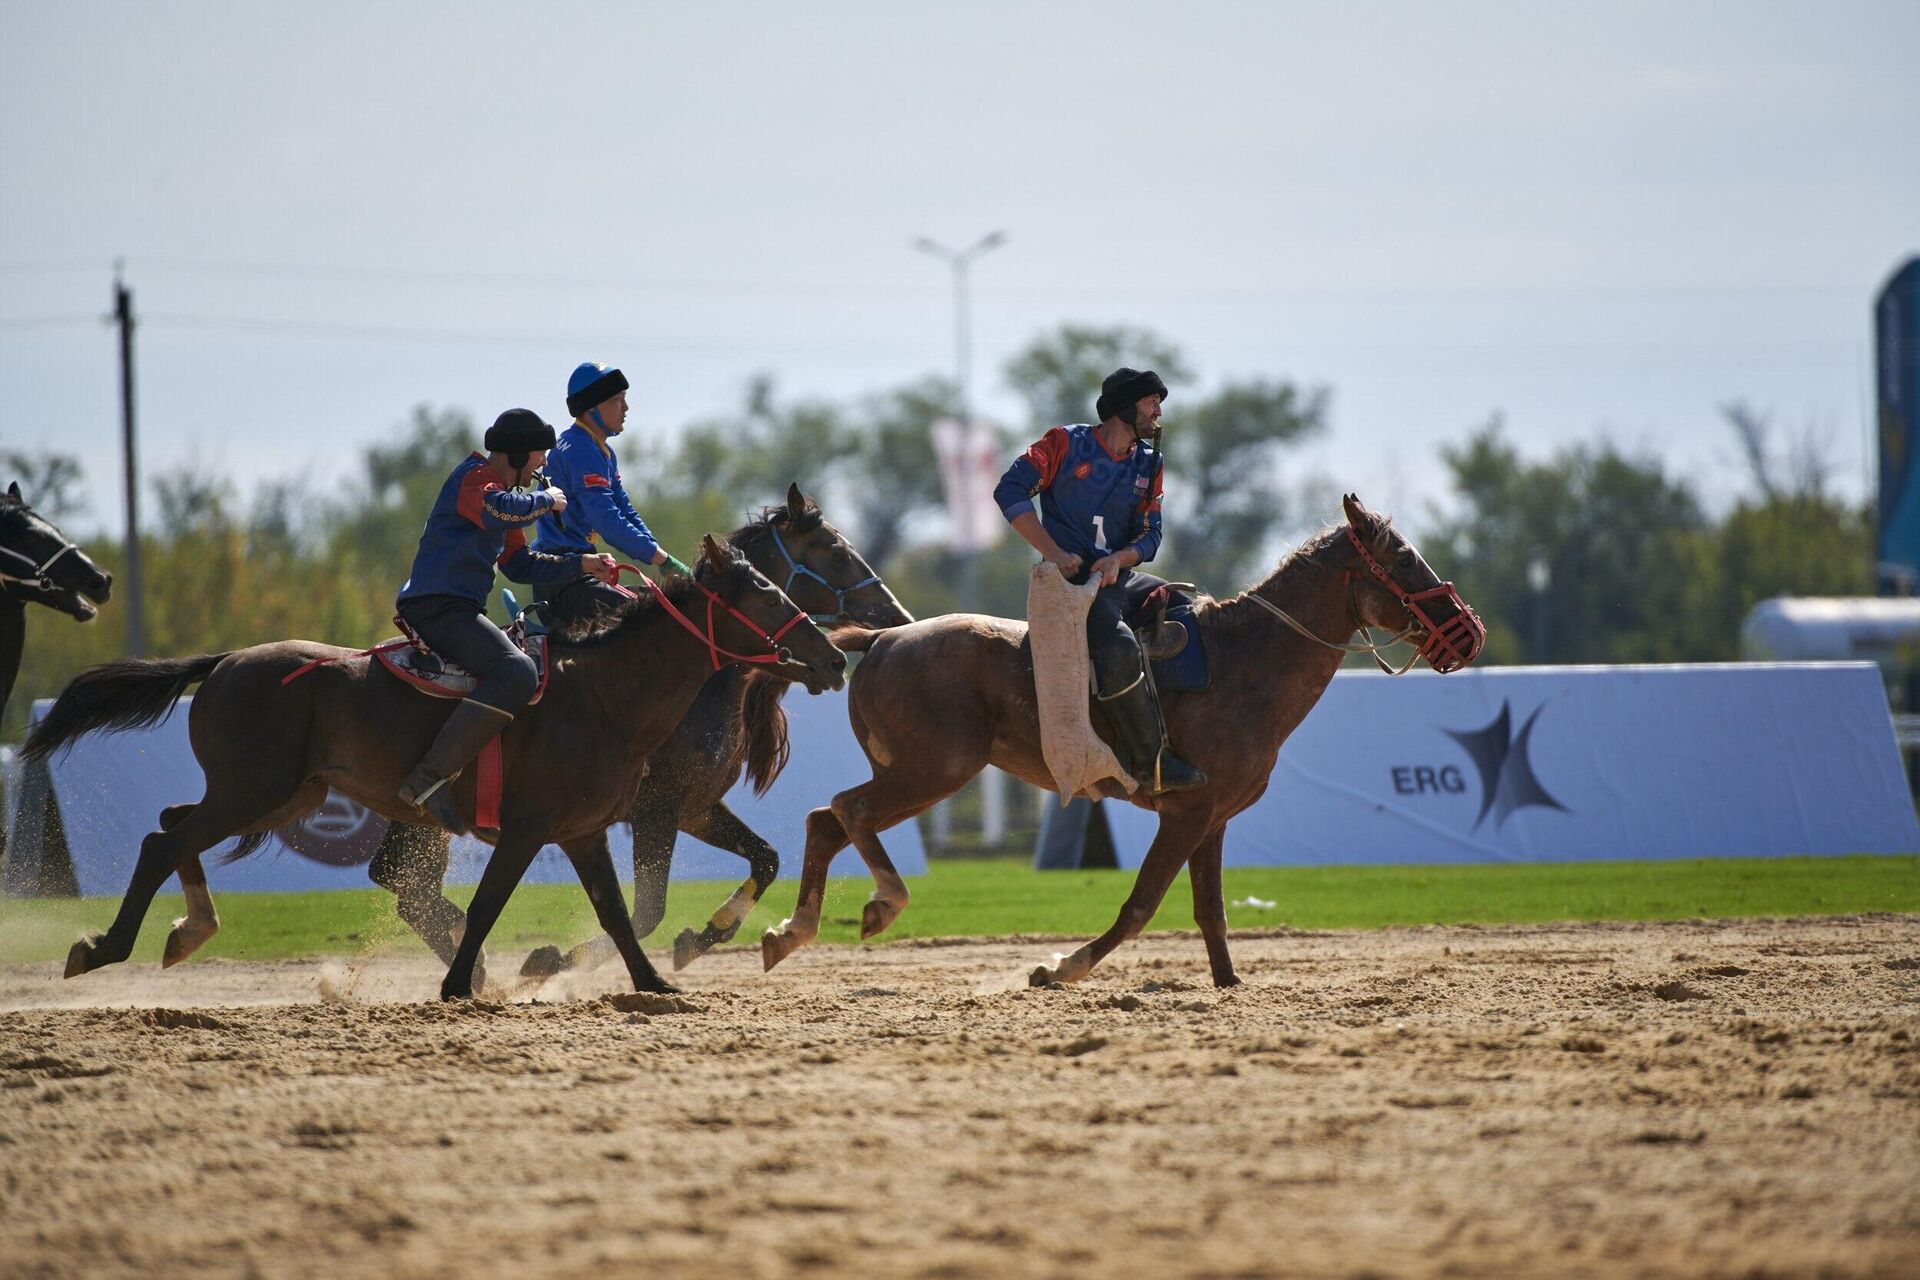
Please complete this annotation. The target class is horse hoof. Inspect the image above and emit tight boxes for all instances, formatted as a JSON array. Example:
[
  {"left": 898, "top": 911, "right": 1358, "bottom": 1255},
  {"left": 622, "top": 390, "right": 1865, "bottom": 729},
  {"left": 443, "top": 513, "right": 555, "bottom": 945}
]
[
  {"left": 860, "top": 898, "right": 902, "bottom": 941},
  {"left": 1027, "top": 964, "right": 1055, "bottom": 988},
  {"left": 162, "top": 916, "right": 216, "bottom": 969},
  {"left": 1215, "top": 972, "right": 1243, "bottom": 989},
  {"left": 761, "top": 929, "right": 795, "bottom": 972},
  {"left": 640, "top": 977, "right": 682, "bottom": 996},
  {"left": 672, "top": 929, "right": 706, "bottom": 972},
  {"left": 519, "top": 945, "right": 567, "bottom": 979},
  {"left": 64, "top": 935, "right": 100, "bottom": 979}
]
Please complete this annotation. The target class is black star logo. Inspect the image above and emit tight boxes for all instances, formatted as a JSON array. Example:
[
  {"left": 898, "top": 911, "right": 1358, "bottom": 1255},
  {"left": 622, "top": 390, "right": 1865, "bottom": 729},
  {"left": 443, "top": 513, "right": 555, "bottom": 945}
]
[{"left": 1444, "top": 701, "right": 1568, "bottom": 830}]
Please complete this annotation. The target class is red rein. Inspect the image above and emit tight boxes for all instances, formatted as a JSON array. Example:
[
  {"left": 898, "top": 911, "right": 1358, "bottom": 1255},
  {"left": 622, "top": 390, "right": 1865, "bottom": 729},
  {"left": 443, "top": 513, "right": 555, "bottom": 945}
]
[
  {"left": 1342, "top": 525, "right": 1485, "bottom": 674},
  {"left": 614, "top": 563, "right": 806, "bottom": 670}
]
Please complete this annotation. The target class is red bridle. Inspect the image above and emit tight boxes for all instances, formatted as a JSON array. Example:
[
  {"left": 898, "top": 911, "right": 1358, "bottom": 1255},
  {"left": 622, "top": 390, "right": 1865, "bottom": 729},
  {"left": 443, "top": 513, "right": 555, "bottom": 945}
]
[
  {"left": 612, "top": 563, "right": 809, "bottom": 671},
  {"left": 1342, "top": 525, "right": 1485, "bottom": 674}
]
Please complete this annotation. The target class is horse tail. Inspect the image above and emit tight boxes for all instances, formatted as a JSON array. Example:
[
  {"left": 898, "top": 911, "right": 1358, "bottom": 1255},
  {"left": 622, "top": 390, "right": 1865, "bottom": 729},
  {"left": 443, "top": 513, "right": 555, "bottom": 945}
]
[
  {"left": 215, "top": 831, "right": 273, "bottom": 867},
  {"left": 830, "top": 625, "right": 883, "bottom": 654},
  {"left": 741, "top": 671, "right": 792, "bottom": 797},
  {"left": 22, "top": 652, "right": 229, "bottom": 763}
]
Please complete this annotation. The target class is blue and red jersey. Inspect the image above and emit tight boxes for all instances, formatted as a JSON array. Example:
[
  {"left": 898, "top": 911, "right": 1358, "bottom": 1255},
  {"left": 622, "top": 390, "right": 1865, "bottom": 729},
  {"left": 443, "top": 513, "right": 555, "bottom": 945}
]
[
  {"left": 397, "top": 454, "right": 578, "bottom": 609},
  {"left": 532, "top": 423, "right": 661, "bottom": 565},
  {"left": 994, "top": 424, "right": 1164, "bottom": 565}
]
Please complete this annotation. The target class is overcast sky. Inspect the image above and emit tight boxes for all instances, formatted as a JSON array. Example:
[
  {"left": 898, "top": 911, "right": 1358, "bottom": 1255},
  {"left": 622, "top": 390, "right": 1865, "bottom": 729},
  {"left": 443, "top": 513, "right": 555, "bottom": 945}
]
[{"left": 2, "top": 0, "right": 1915, "bottom": 545}]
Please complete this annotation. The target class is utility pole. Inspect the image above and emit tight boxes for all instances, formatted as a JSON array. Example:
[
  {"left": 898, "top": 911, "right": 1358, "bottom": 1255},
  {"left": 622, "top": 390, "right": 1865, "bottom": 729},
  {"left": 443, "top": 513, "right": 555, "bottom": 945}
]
[
  {"left": 112, "top": 262, "right": 143, "bottom": 656},
  {"left": 914, "top": 231, "right": 1008, "bottom": 851}
]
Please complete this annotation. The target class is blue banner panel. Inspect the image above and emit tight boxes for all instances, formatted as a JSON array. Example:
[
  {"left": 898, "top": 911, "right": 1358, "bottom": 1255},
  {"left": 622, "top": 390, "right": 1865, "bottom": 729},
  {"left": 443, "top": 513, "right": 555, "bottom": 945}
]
[
  {"left": 29, "top": 687, "right": 920, "bottom": 897},
  {"left": 1105, "top": 663, "right": 1920, "bottom": 867},
  {"left": 1876, "top": 257, "right": 1920, "bottom": 590}
]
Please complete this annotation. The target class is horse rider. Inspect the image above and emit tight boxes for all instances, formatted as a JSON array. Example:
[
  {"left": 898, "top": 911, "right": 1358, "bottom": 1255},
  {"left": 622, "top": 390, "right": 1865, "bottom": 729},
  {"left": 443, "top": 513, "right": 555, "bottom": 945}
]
[
  {"left": 532, "top": 360, "right": 691, "bottom": 629},
  {"left": 994, "top": 367, "right": 1207, "bottom": 794},
  {"left": 395, "top": 408, "right": 620, "bottom": 833}
]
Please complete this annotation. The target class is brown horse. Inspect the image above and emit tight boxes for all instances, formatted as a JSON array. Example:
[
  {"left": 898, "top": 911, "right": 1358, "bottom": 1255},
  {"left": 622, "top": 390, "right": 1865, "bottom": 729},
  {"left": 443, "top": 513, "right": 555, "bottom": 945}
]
[
  {"left": 366, "top": 485, "right": 912, "bottom": 978},
  {"left": 761, "top": 495, "right": 1485, "bottom": 988},
  {"left": 25, "top": 535, "right": 846, "bottom": 1000}
]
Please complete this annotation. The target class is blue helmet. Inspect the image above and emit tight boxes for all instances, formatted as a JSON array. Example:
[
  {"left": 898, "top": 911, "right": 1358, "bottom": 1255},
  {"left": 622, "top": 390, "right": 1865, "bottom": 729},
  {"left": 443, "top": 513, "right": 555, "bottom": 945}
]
[{"left": 566, "top": 361, "right": 629, "bottom": 419}]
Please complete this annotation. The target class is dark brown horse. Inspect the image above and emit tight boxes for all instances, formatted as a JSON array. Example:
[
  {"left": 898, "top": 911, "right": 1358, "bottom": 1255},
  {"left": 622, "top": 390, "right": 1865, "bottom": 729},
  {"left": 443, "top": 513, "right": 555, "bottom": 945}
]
[
  {"left": 761, "top": 495, "right": 1485, "bottom": 987},
  {"left": 365, "top": 485, "right": 912, "bottom": 978},
  {"left": 25, "top": 535, "right": 846, "bottom": 1000},
  {"left": 1, "top": 482, "right": 114, "bottom": 724}
]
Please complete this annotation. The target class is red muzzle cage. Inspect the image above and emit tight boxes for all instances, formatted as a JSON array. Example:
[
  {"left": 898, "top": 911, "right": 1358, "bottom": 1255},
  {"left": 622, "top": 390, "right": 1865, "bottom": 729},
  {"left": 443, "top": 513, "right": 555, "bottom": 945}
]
[{"left": 1343, "top": 525, "right": 1485, "bottom": 673}]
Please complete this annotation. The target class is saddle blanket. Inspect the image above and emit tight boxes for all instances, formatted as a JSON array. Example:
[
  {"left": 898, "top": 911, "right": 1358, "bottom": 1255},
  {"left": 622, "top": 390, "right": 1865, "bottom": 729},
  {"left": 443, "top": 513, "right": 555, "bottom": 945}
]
[{"left": 1133, "top": 591, "right": 1209, "bottom": 693}]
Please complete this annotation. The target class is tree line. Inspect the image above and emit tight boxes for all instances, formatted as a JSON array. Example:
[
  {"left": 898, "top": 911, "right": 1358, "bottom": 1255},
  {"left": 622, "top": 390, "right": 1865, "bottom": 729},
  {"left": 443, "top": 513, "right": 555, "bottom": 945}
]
[{"left": 1, "top": 324, "right": 1871, "bottom": 741}]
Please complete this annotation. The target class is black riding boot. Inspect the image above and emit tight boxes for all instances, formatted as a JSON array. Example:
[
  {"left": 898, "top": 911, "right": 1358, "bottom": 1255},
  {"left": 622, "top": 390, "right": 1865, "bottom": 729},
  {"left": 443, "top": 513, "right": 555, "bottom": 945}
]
[
  {"left": 1096, "top": 671, "right": 1208, "bottom": 794},
  {"left": 397, "top": 700, "right": 513, "bottom": 836}
]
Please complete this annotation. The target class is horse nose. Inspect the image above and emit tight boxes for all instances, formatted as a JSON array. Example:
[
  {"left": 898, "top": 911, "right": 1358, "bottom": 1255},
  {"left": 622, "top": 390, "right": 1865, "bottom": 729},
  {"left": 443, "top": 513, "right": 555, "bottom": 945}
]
[
  {"left": 91, "top": 570, "right": 113, "bottom": 602},
  {"left": 830, "top": 651, "right": 848, "bottom": 673}
]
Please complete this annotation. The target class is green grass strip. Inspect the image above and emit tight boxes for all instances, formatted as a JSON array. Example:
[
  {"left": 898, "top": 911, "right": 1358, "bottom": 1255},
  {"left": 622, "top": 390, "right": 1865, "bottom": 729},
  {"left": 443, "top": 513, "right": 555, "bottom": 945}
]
[{"left": 0, "top": 855, "right": 1914, "bottom": 967}]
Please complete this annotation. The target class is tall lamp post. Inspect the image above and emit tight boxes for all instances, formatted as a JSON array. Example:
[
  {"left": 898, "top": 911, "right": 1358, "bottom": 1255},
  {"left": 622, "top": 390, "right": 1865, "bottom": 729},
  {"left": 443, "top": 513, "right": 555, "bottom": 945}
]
[{"left": 914, "top": 230, "right": 1008, "bottom": 851}]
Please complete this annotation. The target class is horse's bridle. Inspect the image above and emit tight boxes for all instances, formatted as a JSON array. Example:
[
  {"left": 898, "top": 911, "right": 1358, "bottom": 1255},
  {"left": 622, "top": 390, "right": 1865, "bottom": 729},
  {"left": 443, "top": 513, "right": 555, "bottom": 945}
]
[
  {"left": 612, "top": 563, "right": 810, "bottom": 671},
  {"left": 1247, "top": 523, "right": 1485, "bottom": 674},
  {"left": 0, "top": 538, "right": 81, "bottom": 592},
  {"left": 768, "top": 523, "right": 879, "bottom": 623}
]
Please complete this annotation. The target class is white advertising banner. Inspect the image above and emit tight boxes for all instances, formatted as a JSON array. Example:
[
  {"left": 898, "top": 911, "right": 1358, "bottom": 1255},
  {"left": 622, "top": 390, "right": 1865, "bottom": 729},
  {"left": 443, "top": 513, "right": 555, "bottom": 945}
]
[
  {"left": 1105, "top": 663, "right": 1920, "bottom": 867},
  {"left": 21, "top": 687, "right": 922, "bottom": 898}
]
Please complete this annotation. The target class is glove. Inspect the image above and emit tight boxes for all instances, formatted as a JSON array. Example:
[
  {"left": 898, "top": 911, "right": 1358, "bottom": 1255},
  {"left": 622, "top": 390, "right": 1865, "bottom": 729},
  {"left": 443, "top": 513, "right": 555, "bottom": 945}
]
[{"left": 658, "top": 553, "right": 692, "bottom": 579}]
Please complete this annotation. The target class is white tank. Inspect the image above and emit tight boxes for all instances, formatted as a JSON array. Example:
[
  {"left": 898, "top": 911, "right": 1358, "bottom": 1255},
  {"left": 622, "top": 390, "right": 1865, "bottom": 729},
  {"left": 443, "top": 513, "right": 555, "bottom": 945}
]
[{"left": 1740, "top": 597, "right": 1920, "bottom": 663}]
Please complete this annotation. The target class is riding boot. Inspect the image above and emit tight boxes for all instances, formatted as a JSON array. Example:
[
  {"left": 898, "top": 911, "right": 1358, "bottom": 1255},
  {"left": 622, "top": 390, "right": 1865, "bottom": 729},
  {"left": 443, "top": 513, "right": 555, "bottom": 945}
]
[
  {"left": 1096, "top": 670, "right": 1208, "bottom": 794},
  {"left": 397, "top": 700, "right": 513, "bottom": 836}
]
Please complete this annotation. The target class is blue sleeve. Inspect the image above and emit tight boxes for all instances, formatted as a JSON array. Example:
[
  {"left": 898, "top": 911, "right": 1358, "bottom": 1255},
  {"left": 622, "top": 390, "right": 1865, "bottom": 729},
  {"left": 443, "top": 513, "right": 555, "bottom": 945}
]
[
  {"left": 994, "top": 457, "right": 1043, "bottom": 521},
  {"left": 477, "top": 487, "right": 553, "bottom": 530},
  {"left": 1130, "top": 507, "right": 1163, "bottom": 563},
  {"left": 497, "top": 534, "right": 579, "bottom": 585},
  {"left": 578, "top": 478, "right": 661, "bottom": 564}
]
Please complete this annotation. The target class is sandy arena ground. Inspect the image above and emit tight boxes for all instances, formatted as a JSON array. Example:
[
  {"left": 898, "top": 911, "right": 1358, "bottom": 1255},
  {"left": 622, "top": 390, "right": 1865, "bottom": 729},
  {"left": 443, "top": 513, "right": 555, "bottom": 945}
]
[{"left": 1, "top": 917, "right": 1917, "bottom": 1279}]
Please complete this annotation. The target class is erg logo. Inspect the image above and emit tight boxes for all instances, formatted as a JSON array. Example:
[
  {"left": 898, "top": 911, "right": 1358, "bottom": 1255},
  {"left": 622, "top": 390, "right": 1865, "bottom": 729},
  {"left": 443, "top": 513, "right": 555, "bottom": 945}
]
[{"left": 1389, "top": 700, "right": 1568, "bottom": 831}]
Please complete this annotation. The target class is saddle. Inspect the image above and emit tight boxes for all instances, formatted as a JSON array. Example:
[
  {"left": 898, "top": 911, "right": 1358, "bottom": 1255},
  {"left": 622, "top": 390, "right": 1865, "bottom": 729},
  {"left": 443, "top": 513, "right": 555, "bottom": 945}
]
[
  {"left": 1126, "top": 583, "right": 1209, "bottom": 693},
  {"left": 377, "top": 614, "right": 552, "bottom": 705}
]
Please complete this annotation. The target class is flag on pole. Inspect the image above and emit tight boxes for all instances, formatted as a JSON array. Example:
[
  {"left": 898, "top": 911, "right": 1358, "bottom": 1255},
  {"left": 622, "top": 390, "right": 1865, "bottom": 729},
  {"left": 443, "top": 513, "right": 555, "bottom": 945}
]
[{"left": 929, "top": 418, "right": 1004, "bottom": 552}]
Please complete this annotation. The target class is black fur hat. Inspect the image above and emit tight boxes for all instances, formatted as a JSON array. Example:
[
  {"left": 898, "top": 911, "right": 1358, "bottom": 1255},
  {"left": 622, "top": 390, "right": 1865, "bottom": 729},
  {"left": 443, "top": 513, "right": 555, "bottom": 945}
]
[
  {"left": 483, "top": 408, "right": 557, "bottom": 455},
  {"left": 1095, "top": 368, "right": 1169, "bottom": 424}
]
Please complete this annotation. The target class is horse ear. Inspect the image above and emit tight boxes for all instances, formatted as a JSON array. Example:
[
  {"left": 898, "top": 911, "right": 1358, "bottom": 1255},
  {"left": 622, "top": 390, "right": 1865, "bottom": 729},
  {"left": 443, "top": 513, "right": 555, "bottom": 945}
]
[
  {"left": 787, "top": 482, "right": 806, "bottom": 520},
  {"left": 5, "top": 482, "right": 19, "bottom": 502},
  {"left": 700, "top": 533, "right": 728, "bottom": 569},
  {"left": 1342, "top": 493, "right": 1382, "bottom": 544}
]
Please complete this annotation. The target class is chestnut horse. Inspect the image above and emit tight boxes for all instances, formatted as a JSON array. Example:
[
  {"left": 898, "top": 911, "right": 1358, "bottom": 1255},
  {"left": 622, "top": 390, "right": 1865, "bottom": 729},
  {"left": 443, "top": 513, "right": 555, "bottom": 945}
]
[
  {"left": 1, "top": 481, "right": 114, "bottom": 725},
  {"left": 365, "top": 485, "right": 912, "bottom": 977},
  {"left": 25, "top": 536, "right": 846, "bottom": 1000},
  {"left": 761, "top": 495, "right": 1485, "bottom": 988}
]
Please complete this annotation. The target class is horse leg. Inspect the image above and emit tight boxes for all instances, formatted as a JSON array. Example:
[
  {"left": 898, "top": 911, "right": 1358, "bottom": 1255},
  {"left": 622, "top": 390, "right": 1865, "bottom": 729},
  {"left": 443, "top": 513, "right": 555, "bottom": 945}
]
[
  {"left": 672, "top": 801, "right": 779, "bottom": 970},
  {"left": 163, "top": 853, "right": 220, "bottom": 968},
  {"left": 69, "top": 788, "right": 315, "bottom": 978},
  {"left": 520, "top": 797, "right": 679, "bottom": 978},
  {"left": 368, "top": 821, "right": 465, "bottom": 964},
  {"left": 441, "top": 824, "right": 548, "bottom": 1001},
  {"left": 1186, "top": 828, "right": 1240, "bottom": 988},
  {"left": 1029, "top": 818, "right": 1209, "bottom": 987},
  {"left": 762, "top": 766, "right": 959, "bottom": 970},
  {"left": 560, "top": 831, "right": 677, "bottom": 995}
]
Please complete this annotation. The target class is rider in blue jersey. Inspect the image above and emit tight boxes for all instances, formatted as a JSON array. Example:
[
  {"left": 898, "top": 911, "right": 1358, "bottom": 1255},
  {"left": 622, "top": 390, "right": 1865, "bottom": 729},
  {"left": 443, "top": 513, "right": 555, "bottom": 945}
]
[
  {"left": 994, "top": 368, "right": 1206, "bottom": 794},
  {"left": 532, "top": 361, "right": 690, "bottom": 630}
]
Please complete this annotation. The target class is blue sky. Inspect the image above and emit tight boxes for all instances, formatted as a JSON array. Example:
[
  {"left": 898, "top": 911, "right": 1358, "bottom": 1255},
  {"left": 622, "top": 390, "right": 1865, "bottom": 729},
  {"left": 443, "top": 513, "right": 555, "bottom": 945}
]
[{"left": 2, "top": 0, "right": 1914, "bottom": 541}]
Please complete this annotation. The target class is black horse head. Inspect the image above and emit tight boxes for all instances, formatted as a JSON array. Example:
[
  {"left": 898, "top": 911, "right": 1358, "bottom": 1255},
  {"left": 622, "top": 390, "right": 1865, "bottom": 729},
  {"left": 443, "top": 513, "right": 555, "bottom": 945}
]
[{"left": 0, "top": 482, "right": 112, "bottom": 621}]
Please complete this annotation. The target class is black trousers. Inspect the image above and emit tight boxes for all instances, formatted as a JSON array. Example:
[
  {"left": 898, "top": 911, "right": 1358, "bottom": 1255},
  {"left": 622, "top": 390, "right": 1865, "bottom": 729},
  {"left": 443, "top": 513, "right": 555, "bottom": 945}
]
[
  {"left": 534, "top": 574, "right": 633, "bottom": 633},
  {"left": 395, "top": 595, "right": 539, "bottom": 717},
  {"left": 1081, "top": 569, "right": 1169, "bottom": 695}
]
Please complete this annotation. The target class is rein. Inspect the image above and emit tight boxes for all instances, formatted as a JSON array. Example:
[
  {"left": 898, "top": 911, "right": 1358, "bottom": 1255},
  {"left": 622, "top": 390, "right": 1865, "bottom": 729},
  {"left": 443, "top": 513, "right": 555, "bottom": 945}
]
[
  {"left": 1241, "top": 523, "right": 1485, "bottom": 675},
  {"left": 769, "top": 522, "right": 878, "bottom": 622},
  {"left": 613, "top": 563, "right": 807, "bottom": 671}
]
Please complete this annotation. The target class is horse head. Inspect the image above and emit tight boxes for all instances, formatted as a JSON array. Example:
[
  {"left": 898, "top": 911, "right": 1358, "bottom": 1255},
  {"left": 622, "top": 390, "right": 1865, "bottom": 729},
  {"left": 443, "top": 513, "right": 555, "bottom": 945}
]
[
  {"left": 1337, "top": 493, "right": 1485, "bottom": 673},
  {"left": 696, "top": 534, "right": 848, "bottom": 694},
  {"left": 738, "top": 483, "right": 914, "bottom": 629},
  {"left": 0, "top": 482, "right": 113, "bottom": 621}
]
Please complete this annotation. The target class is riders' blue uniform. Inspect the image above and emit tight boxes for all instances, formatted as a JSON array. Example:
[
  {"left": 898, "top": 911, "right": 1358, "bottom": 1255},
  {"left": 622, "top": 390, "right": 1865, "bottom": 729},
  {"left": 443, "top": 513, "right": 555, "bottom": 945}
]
[
  {"left": 397, "top": 453, "right": 577, "bottom": 610},
  {"left": 993, "top": 424, "right": 1164, "bottom": 566},
  {"left": 533, "top": 423, "right": 661, "bottom": 565}
]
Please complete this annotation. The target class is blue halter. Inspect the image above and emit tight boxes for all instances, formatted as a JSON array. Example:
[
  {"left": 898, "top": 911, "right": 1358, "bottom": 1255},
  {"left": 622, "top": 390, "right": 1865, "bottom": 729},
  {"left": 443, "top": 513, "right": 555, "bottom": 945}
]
[{"left": 769, "top": 522, "right": 879, "bottom": 622}]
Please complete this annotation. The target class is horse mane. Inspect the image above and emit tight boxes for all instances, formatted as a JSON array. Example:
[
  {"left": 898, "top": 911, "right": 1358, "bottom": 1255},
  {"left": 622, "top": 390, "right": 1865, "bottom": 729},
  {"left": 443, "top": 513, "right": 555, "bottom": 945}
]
[
  {"left": 1194, "top": 519, "right": 1377, "bottom": 647},
  {"left": 730, "top": 495, "right": 826, "bottom": 560}
]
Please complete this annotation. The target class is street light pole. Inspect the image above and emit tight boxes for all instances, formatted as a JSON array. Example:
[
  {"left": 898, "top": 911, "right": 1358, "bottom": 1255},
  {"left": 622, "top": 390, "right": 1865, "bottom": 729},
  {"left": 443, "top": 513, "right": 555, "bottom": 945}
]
[{"left": 914, "top": 230, "right": 1007, "bottom": 851}]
